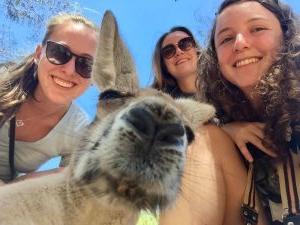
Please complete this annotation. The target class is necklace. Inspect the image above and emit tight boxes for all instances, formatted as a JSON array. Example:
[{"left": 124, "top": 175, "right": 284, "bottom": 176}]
[
  {"left": 16, "top": 119, "right": 25, "bottom": 127},
  {"left": 15, "top": 106, "right": 68, "bottom": 127}
]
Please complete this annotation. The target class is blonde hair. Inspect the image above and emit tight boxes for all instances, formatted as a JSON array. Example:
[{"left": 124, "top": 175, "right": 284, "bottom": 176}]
[
  {"left": 42, "top": 13, "right": 96, "bottom": 45},
  {"left": 0, "top": 13, "right": 96, "bottom": 127}
]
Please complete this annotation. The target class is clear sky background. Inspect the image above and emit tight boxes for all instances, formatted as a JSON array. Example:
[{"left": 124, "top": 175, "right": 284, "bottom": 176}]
[{"left": 22, "top": 0, "right": 299, "bottom": 170}]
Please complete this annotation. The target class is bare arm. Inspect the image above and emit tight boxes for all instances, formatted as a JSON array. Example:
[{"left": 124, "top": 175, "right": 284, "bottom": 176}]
[
  {"left": 13, "top": 155, "right": 69, "bottom": 183},
  {"left": 13, "top": 167, "right": 65, "bottom": 182}
]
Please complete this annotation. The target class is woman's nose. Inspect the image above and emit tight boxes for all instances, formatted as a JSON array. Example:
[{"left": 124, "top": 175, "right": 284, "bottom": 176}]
[
  {"left": 61, "top": 56, "right": 76, "bottom": 76},
  {"left": 233, "top": 33, "right": 250, "bottom": 52},
  {"left": 174, "top": 45, "right": 185, "bottom": 56}
]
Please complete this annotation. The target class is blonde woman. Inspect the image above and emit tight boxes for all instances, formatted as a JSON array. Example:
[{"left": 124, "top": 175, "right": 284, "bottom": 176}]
[{"left": 0, "top": 13, "right": 97, "bottom": 183}]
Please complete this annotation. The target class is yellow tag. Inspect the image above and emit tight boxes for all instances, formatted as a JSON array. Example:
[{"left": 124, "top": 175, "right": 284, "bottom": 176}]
[{"left": 136, "top": 211, "right": 158, "bottom": 225}]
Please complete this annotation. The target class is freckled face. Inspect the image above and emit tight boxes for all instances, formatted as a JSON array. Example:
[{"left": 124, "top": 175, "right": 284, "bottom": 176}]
[
  {"left": 34, "top": 22, "right": 97, "bottom": 105},
  {"left": 162, "top": 31, "right": 198, "bottom": 82},
  {"left": 214, "top": 1, "right": 283, "bottom": 96}
]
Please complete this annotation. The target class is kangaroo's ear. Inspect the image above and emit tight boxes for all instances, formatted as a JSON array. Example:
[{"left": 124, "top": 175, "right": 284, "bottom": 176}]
[
  {"left": 92, "top": 10, "right": 139, "bottom": 94},
  {"left": 176, "top": 99, "right": 216, "bottom": 131}
]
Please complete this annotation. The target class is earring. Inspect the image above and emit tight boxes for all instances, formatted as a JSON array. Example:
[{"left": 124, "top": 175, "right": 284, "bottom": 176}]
[{"left": 32, "top": 61, "right": 38, "bottom": 80}]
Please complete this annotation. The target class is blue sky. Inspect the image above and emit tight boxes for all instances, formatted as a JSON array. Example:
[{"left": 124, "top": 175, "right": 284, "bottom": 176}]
[
  {"left": 26, "top": 0, "right": 299, "bottom": 170},
  {"left": 75, "top": 0, "right": 300, "bottom": 119}
]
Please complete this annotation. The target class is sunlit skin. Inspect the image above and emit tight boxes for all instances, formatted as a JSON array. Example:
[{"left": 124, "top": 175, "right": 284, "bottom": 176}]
[
  {"left": 162, "top": 31, "right": 198, "bottom": 93},
  {"left": 34, "top": 22, "right": 97, "bottom": 107},
  {"left": 15, "top": 22, "right": 97, "bottom": 142},
  {"left": 214, "top": 1, "right": 283, "bottom": 104},
  {"left": 215, "top": 1, "right": 283, "bottom": 162},
  {"left": 10, "top": 21, "right": 97, "bottom": 181}
]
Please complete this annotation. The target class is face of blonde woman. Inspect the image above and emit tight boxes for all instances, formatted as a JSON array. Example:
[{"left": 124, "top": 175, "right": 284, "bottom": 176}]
[
  {"left": 214, "top": 1, "right": 283, "bottom": 97},
  {"left": 161, "top": 31, "right": 198, "bottom": 83},
  {"left": 34, "top": 22, "right": 97, "bottom": 106}
]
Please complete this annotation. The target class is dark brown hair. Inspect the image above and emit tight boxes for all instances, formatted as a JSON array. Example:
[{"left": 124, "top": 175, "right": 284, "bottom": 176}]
[
  {"left": 198, "top": 0, "right": 300, "bottom": 155},
  {"left": 151, "top": 26, "right": 201, "bottom": 98}
]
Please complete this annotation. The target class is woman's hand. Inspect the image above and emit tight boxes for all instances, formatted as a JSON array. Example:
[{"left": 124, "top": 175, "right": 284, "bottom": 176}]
[{"left": 221, "top": 122, "right": 277, "bottom": 162}]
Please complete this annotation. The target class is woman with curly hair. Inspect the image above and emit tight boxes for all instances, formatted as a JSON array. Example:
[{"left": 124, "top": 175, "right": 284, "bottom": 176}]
[
  {"left": 153, "top": 27, "right": 263, "bottom": 225},
  {"left": 199, "top": 0, "right": 300, "bottom": 224}
]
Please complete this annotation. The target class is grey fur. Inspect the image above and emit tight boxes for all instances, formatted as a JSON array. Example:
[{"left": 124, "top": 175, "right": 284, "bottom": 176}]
[{"left": 0, "top": 11, "right": 215, "bottom": 225}]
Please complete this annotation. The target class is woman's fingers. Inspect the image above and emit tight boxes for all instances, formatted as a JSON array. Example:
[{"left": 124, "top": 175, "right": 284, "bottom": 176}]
[
  {"left": 248, "top": 135, "right": 277, "bottom": 158},
  {"left": 223, "top": 122, "right": 277, "bottom": 161},
  {"left": 249, "top": 123, "right": 265, "bottom": 139},
  {"left": 253, "top": 122, "right": 265, "bottom": 129},
  {"left": 236, "top": 142, "right": 254, "bottom": 162}
]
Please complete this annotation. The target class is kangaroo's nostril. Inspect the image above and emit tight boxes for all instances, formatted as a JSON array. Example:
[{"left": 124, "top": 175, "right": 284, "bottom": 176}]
[
  {"left": 125, "top": 107, "right": 155, "bottom": 136},
  {"left": 156, "top": 124, "right": 184, "bottom": 145}
]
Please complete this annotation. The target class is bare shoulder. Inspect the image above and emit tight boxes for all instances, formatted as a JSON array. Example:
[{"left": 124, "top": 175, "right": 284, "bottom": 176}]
[
  {"left": 199, "top": 124, "right": 234, "bottom": 143},
  {"left": 193, "top": 124, "right": 245, "bottom": 173},
  {"left": 195, "top": 124, "right": 236, "bottom": 153},
  {"left": 159, "top": 124, "right": 244, "bottom": 225}
]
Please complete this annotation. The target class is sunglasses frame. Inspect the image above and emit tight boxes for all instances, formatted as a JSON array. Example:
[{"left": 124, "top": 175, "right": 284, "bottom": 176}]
[
  {"left": 45, "top": 40, "right": 93, "bottom": 79},
  {"left": 161, "top": 36, "right": 196, "bottom": 59}
]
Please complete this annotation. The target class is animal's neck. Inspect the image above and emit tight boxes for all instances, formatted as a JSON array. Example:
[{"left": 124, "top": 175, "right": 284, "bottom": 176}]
[{"left": 63, "top": 176, "right": 139, "bottom": 225}]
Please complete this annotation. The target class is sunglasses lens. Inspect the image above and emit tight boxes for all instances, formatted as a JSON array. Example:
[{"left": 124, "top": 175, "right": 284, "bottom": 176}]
[
  {"left": 75, "top": 57, "right": 93, "bottom": 79},
  {"left": 46, "top": 41, "right": 72, "bottom": 65},
  {"left": 178, "top": 37, "right": 195, "bottom": 51},
  {"left": 161, "top": 37, "right": 195, "bottom": 59},
  {"left": 161, "top": 45, "right": 176, "bottom": 59},
  {"left": 46, "top": 41, "right": 92, "bottom": 79}
]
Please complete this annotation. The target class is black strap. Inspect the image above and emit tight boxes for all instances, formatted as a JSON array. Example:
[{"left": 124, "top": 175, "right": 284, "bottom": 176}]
[
  {"left": 9, "top": 117, "right": 16, "bottom": 180},
  {"left": 241, "top": 163, "right": 258, "bottom": 225},
  {"left": 278, "top": 152, "right": 300, "bottom": 225}
]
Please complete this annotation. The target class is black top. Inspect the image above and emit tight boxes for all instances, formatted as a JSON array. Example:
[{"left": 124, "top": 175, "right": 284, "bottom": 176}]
[
  {"left": 253, "top": 121, "right": 300, "bottom": 224},
  {"left": 167, "top": 86, "right": 196, "bottom": 99}
]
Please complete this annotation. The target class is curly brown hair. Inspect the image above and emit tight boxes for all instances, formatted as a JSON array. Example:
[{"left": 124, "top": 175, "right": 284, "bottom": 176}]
[{"left": 198, "top": 0, "right": 300, "bottom": 156}]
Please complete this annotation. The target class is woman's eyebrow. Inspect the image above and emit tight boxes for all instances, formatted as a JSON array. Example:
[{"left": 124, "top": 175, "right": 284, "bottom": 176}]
[
  {"left": 216, "top": 17, "right": 270, "bottom": 37},
  {"left": 216, "top": 27, "right": 231, "bottom": 37}
]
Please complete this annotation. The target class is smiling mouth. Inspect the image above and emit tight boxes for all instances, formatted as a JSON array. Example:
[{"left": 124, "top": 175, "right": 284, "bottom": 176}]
[
  {"left": 234, "top": 57, "right": 262, "bottom": 68},
  {"left": 175, "top": 58, "right": 189, "bottom": 65},
  {"left": 52, "top": 76, "right": 75, "bottom": 88}
]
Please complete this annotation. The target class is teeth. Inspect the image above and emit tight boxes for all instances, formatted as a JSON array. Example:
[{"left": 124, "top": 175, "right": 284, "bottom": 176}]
[
  {"left": 236, "top": 58, "right": 260, "bottom": 68},
  {"left": 53, "top": 76, "right": 74, "bottom": 88}
]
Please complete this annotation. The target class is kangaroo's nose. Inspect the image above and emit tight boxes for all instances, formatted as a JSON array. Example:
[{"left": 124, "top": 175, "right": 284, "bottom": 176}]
[
  {"left": 125, "top": 107, "right": 155, "bottom": 137},
  {"left": 124, "top": 107, "right": 184, "bottom": 145},
  {"left": 156, "top": 123, "right": 184, "bottom": 145}
]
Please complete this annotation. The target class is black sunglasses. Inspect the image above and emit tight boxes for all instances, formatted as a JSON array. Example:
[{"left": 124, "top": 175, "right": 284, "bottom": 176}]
[
  {"left": 45, "top": 40, "right": 93, "bottom": 79},
  {"left": 161, "top": 37, "right": 196, "bottom": 59}
]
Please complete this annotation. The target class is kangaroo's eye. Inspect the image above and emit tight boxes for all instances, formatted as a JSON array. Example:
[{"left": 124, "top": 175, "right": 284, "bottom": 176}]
[{"left": 99, "top": 89, "right": 132, "bottom": 101}]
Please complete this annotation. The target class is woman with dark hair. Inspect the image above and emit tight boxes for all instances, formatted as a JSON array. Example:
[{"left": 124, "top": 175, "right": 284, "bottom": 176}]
[
  {"left": 0, "top": 13, "right": 97, "bottom": 183},
  {"left": 151, "top": 26, "right": 201, "bottom": 98},
  {"left": 199, "top": 0, "right": 300, "bottom": 224},
  {"left": 154, "top": 27, "right": 263, "bottom": 225}
]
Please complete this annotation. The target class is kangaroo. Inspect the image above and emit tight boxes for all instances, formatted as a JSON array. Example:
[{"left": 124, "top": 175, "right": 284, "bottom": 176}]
[{"left": 0, "top": 11, "right": 215, "bottom": 225}]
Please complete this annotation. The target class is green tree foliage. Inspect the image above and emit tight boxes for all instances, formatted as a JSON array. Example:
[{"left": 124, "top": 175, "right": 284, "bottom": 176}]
[{"left": 0, "top": 0, "right": 80, "bottom": 63}]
